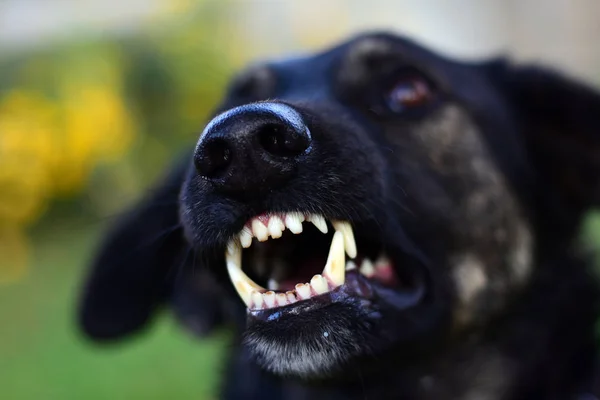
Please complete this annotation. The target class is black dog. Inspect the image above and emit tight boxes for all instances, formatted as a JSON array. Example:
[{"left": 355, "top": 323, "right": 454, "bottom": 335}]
[{"left": 79, "top": 32, "right": 600, "bottom": 399}]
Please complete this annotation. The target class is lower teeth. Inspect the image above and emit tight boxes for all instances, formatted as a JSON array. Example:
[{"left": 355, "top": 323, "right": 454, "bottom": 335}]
[{"left": 245, "top": 257, "right": 391, "bottom": 311}]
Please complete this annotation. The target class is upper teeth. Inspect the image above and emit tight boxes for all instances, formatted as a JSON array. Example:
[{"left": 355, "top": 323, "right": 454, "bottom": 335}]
[
  {"left": 240, "top": 213, "right": 330, "bottom": 246},
  {"left": 224, "top": 213, "right": 356, "bottom": 311}
]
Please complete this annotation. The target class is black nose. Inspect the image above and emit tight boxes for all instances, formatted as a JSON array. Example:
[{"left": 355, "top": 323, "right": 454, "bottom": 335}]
[{"left": 194, "top": 102, "right": 312, "bottom": 192}]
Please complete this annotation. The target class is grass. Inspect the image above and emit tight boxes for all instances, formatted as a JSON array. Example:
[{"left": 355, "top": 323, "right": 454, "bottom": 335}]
[
  {"left": 0, "top": 225, "right": 229, "bottom": 400},
  {"left": 1, "top": 212, "right": 599, "bottom": 399}
]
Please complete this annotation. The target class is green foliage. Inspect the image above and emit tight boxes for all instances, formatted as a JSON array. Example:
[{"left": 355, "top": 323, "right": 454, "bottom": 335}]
[{"left": 0, "top": 2, "right": 236, "bottom": 280}]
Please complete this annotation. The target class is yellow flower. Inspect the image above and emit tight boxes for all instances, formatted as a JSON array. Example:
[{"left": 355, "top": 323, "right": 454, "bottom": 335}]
[
  {"left": 0, "top": 81, "right": 136, "bottom": 280},
  {"left": 56, "top": 85, "right": 136, "bottom": 194},
  {"left": 0, "top": 84, "right": 136, "bottom": 215},
  {"left": 0, "top": 91, "right": 57, "bottom": 224}
]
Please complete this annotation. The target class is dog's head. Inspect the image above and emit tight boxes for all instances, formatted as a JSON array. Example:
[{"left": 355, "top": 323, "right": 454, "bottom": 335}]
[{"left": 79, "top": 32, "right": 600, "bottom": 379}]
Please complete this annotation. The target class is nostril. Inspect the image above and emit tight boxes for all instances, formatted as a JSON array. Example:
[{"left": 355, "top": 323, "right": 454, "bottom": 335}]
[
  {"left": 195, "top": 139, "right": 232, "bottom": 178},
  {"left": 258, "top": 123, "right": 311, "bottom": 158},
  {"left": 195, "top": 102, "right": 311, "bottom": 191}
]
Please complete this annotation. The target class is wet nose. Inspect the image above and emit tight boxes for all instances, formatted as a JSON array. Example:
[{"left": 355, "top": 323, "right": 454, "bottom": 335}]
[{"left": 194, "top": 102, "right": 312, "bottom": 193}]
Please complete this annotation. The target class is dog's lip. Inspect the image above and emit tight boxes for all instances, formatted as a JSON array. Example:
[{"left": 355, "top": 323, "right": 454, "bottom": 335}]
[{"left": 247, "top": 268, "right": 426, "bottom": 322}]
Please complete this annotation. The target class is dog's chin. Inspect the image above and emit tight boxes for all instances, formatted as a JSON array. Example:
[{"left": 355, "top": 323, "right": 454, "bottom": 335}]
[
  {"left": 244, "top": 291, "right": 376, "bottom": 379},
  {"left": 243, "top": 274, "right": 427, "bottom": 379},
  {"left": 213, "top": 212, "right": 430, "bottom": 379}
]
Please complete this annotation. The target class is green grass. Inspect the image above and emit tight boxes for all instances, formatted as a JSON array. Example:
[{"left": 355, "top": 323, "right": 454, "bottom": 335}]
[{"left": 0, "top": 226, "right": 228, "bottom": 400}]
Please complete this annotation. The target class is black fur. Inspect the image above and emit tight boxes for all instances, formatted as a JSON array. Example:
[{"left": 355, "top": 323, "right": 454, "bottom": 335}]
[{"left": 78, "top": 32, "right": 600, "bottom": 399}]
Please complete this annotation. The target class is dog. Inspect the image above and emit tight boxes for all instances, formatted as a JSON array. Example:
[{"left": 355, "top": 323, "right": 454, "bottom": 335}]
[{"left": 78, "top": 32, "right": 600, "bottom": 399}]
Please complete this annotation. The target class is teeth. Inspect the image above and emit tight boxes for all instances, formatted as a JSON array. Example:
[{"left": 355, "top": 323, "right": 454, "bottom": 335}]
[
  {"left": 310, "top": 274, "right": 329, "bottom": 294},
  {"left": 332, "top": 221, "right": 357, "bottom": 259},
  {"left": 276, "top": 293, "right": 288, "bottom": 306},
  {"left": 251, "top": 219, "right": 269, "bottom": 242},
  {"left": 322, "top": 230, "right": 346, "bottom": 286},
  {"left": 308, "top": 215, "right": 328, "bottom": 234},
  {"left": 251, "top": 291, "right": 264, "bottom": 310},
  {"left": 295, "top": 283, "right": 311, "bottom": 300},
  {"left": 359, "top": 258, "right": 375, "bottom": 277},
  {"left": 286, "top": 291, "right": 297, "bottom": 304},
  {"left": 285, "top": 212, "right": 304, "bottom": 234},
  {"left": 226, "top": 214, "right": 359, "bottom": 311},
  {"left": 226, "top": 238, "right": 240, "bottom": 258},
  {"left": 267, "top": 216, "right": 285, "bottom": 239},
  {"left": 225, "top": 241, "right": 265, "bottom": 307},
  {"left": 345, "top": 260, "right": 357, "bottom": 271},
  {"left": 238, "top": 213, "right": 334, "bottom": 246},
  {"left": 263, "top": 291, "right": 276, "bottom": 308},
  {"left": 374, "top": 254, "right": 395, "bottom": 282},
  {"left": 267, "top": 278, "right": 279, "bottom": 291},
  {"left": 239, "top": 226, "right": 253, "bottom": 248}
]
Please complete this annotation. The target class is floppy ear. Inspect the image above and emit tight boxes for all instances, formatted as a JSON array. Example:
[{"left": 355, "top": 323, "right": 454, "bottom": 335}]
[
  {"left": 79, "top": 160, "right": 224, "bottom": 340},
  {"left": 170, "top": 267, "right": 235, "bottom": 337},
  {"left": 490, "top": 63, "right": 600, "bottom": 216}
]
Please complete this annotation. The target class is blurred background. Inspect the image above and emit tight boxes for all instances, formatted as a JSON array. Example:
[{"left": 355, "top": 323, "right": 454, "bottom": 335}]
[{"left": 1, "top": 0, "right": 600, "bottom": 398}]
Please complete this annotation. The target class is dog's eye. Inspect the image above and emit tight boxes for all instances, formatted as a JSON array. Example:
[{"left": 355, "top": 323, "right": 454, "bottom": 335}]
[{"left": 386, "top": 75, "right": 434, "bottom": 113}]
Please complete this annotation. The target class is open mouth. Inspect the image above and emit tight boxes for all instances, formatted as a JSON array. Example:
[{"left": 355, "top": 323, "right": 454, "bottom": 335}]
[{"left": 225, "top": 212, "right": 402, "bottom": 315}]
